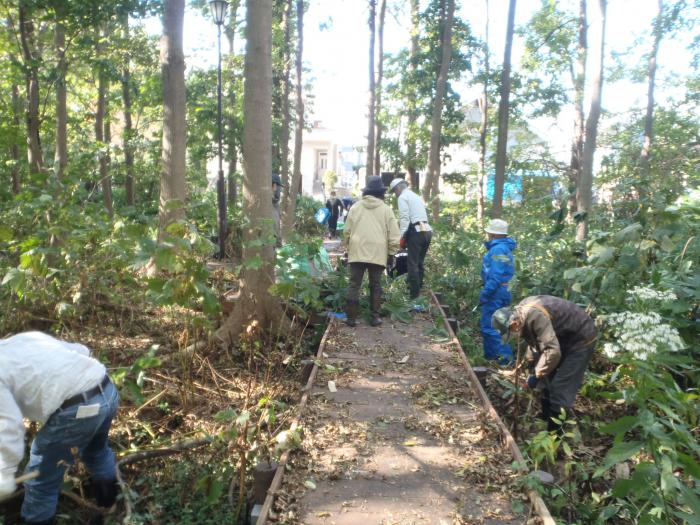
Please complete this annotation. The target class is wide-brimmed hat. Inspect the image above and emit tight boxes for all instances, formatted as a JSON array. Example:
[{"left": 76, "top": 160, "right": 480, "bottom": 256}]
[
  {"left": 362, "top": 176, "right": 386, "bottom": 193},
  {"left": 389, "top": 178, "right": 407, "bottom": 192},
  {"left": 485, "top": 219, "right": 508, "bottom": 235},
  {"left": 491, "top": 307, "right": 514, "bottom": 343},
  {"left": 271, "top": 174, "right": 286, "bottom": 187}
]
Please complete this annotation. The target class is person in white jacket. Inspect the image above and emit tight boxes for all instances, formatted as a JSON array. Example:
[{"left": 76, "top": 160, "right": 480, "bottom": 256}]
[
  {"left": 389, "top": 178, "right": 433, "bottom": 299},
  {"left": 0, "top": 332, "right": 120, "bottom": 525}
]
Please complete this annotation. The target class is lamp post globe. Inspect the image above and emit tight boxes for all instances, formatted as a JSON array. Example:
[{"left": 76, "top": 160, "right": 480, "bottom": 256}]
[
  {"left": 210, "top": 0, "right": 228, "bottom": 259},
  {"left": 209, "top": 0, "right": 228, "bottom": 25}
]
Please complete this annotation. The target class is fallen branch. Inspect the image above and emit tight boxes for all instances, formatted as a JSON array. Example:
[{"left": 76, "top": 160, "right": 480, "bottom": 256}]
[{"left": 117, "top": 437, "right": 213, "bottom": 467}]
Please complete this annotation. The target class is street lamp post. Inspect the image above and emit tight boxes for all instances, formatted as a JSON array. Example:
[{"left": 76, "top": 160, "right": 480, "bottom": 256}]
[{"left": 210, "top": 0, "right": 228, "bottom": 259}]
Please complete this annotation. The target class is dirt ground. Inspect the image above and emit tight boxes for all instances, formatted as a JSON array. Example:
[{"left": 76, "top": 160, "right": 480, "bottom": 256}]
[{"left": 270, "top": 312, "right": 531, "bottom": 525}]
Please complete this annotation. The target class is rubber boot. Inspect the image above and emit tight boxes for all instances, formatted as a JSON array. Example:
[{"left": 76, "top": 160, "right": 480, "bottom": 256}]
[
  {"left": 87, "top": 479, "right": 118, "bottom": 525},
  {"left": 369, "top": 291, "right": 382, "bottom": 327},
  {"left": 345, "top": 299, "right": 359, "bottom": 327}
]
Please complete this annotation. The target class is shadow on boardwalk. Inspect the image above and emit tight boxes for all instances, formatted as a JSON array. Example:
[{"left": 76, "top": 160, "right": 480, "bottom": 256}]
[{"left": 272, "top": 312, "right": 530, "bottom": 525}]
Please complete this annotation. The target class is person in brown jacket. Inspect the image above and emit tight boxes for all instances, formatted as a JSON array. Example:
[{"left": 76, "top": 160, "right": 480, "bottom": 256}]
[
  {"left": 343, "top": 176, "right": 401, "bottom": 327},
  {"left": 492, "top": 296, "right": 597, "bottom": 432}
]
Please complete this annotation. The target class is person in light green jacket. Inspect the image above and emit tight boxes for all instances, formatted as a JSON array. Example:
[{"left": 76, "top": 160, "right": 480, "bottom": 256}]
[{"left": 343, "top": 176, "right": 401, "bottom": 327}]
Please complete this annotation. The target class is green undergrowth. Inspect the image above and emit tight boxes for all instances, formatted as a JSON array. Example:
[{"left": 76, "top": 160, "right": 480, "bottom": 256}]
[{"left": 428, "top": 195, "right": 700, "bottom": 524}]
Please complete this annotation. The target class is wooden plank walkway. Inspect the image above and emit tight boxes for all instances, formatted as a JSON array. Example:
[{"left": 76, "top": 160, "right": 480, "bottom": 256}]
[{"left": 267, "top": 311, "right": 530, "bottom": 525}]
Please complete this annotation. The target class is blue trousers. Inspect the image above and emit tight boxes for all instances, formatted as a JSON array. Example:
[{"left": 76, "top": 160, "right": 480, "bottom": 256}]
[
  {"left": 480, "top": 287, "right": 513, "bottom": 362},
  {"left": 22, "top": 379, "right": 120, "bottom": 522}
]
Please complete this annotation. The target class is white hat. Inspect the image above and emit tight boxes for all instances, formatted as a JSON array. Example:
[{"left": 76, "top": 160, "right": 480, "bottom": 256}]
[
  {"left": 484, "top": 219, "right": 508, "bottom": 235},
  {"left": 389, "top": 178, "right": 407, "bottom": 192}
]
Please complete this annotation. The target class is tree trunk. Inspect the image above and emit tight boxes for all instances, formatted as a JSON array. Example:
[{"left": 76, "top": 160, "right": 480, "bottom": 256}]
[
  {"left": 19, "top": 3, "right": 43, "bottom": 175},
  {"left": 225, "top": 3, "right": 240, "bottom": 207},
  {"left": 217, "top": 0, "right": 285, "bottom": 345},
  {"left": 638, "top": 0, "right": 663, "bottom": 214},
  {"left": 122, "top": 16, "right": 136, "bottom": 206},
  {"left": 10, "top": 83, "right": 21, "bottom": 194},
  {"left": 54, "top": 20, "right": 67, "bottom": 181},
  {"left": 491, "top": 0, "right": 516, "bottom": 218},
  {"left": 476, "top": 0, "right": 490, "bottom": 223},
  {"left": 159, "top": 0, "right": 187, "bottom": 234},
  {"left": 568, "top": 0, "right": 587, "bottom": 221},
  {"left": 95, "top": 27, "right": 113, "bottom": 218},
  {"left": 423, "top": 0, "right": 455, "bottom": 222},
  {"left": 406, "top": 0, "right": 420, "bottom": 190},
  {"left": 282, "top": 0, "right": 304, "bottom": 237},
  {"left": 373, "top": 0, "right": 386, "bottom": 177},
  {"left": 576, "top": 0, "right": 607, "bottom": 242},
  {"left": 365, "top": 0, "right": 376, "bottom": 180},
  {"left": 279, "top": 0, "right": 293, "bottom": 195}
]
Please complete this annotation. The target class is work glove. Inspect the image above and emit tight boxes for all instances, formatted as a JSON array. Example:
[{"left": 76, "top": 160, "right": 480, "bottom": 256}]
[
  {"left": 400, "top": 237, "right": 407, "bottom": 250},
  {"left": 524, "top": 375, "right": 538, "bottom": 389},
  {"left": 0, "top": 469, "right": 17, "bottom": 500}
]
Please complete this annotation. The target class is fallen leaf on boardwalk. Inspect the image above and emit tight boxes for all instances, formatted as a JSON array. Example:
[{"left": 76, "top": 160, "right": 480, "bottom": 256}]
[
  {"left": 328, "top": 381, "right": 337, "bottom": 392},
  {"left": 396, "top": 355, "right": 410, "bottom": 364},
  {"left": 316, "top": 511, "right": 331, "bottom": 517},
  {"left": 304, "top": 480, "right": 317, "bottom": 490},
  {"left": 402, "top": 438, "right": 419, "bottom": 446}
]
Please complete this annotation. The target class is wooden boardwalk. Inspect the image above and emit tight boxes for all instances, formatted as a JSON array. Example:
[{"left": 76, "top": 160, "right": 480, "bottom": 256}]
[{"left": 268, "top": 313, "right": 529, "bottom": 525}]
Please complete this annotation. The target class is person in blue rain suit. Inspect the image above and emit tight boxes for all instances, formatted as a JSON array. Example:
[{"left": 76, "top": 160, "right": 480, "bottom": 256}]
[{"left": 480, "top": 219, "right": 516, "bottom": 364}]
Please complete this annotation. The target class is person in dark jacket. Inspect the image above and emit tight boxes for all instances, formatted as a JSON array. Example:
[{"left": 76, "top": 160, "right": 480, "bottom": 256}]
[
  {"left": 480, "top": 219, "right": 516, "bottom": 364},
  {"left": 325, "top": 191, "right": 344, "bottom": 239},
  {"left": 492, "top": 296, "right": 597, "bottom": 432}
]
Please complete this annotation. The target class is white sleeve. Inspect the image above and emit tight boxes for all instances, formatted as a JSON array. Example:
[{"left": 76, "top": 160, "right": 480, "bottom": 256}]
[
  {"left": 398, "top": 195, "right": 410, "bottom": 236},
  {"left": 64, "top": 342, "right": 90, "bottom": 356},
  {"left": 0, "top": 386, "right": 25, "bottom": 476}
]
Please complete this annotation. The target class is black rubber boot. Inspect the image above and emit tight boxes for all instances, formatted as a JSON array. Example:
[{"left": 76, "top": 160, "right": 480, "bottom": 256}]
[
  {"left": 345, "top": 299, "right": 359, "bottom": 327},
  {"left": 369, "top": 290, "right": 382, "bottom": 327},
  {"left": 91, "top": 478, "right": 118, "bottom": 508},
  {"left": 87, "top": 479, "right": 119, "bottom": 525}
]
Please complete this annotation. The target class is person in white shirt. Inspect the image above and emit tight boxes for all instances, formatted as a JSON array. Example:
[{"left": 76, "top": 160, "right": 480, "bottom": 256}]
[
  {"left": 389, "top": 178, "right": 433, "bottom": 299},
  {"left": 0, "top": 332, "right": 120, "bottom": 525}
]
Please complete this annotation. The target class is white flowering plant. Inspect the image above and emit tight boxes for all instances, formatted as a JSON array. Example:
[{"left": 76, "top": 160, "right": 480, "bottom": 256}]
[
  {"left": 594, "top": 285, "right": 699, "bottom": 524},
  {"left": 602, "top": 286, "right": 686, "bottom": 361}
]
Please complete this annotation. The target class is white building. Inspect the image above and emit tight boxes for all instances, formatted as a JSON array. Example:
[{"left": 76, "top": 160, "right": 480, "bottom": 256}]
[{"left": 301, "top": 121, "right": 359, "bottom": 200}]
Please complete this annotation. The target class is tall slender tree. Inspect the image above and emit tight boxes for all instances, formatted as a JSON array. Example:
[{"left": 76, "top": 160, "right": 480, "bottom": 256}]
[
  {"left": 282, "top": 0, "right": 304, "bottom": 236},
  {"left": 95, "top": 25, "right": 113, "bottom": 217},
  {"left": 568, "top": 0, "right": 587, "bottom": 220},
  {"left": 18, "top": 2, "right": 43, "bottom": 175},
  {"left": 279, "top": 0, "right": 293, "bottom": 191},
  {"left": 10, "top": 83, "right": 21, "bottom": 194},
  {"left": 373, "top": 0, "right": 387, "bottom": 177},
  {"left": 122, "top": 14, "right": 136, "bottom": 206},
  {"left": 158, "top": 0, "right": 187, "bottom": 234},
  {"left": 366, "top": 0, "right": 376, "bottom": 180},
  {"left": 638, "top": 0, "right": 666, "bottom": 216},
  {"left": 405, "top": 0, "right": 420, "bottom": 189},
  {"left": 476, "top": 0, "right": 490, "bottom": 222},
  {"left": 225, "top": 1, "right": 241, "bottom": 207},
  {"left": 576, "top": 0, "right": 607, "bottom": 241},
  {"left": 423, "top": 0, "right": 455, "bottom": 220},
  {"left": 218, "top": 0, "right": 285, "bottom": 344},
  {"left": 491, "top": 0, "right": 516, "bottom": 218},
  {"left": 54, "top": 15, "right": 67, "bottom": 181}
]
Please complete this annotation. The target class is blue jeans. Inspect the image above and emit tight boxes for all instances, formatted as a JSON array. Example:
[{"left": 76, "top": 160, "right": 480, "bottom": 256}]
[
  {"left": 22, "top": 379, "right": 120, "bottom": 522},
  {"left": 480, "top": 286, "right": 513, "bottom": 363}
]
